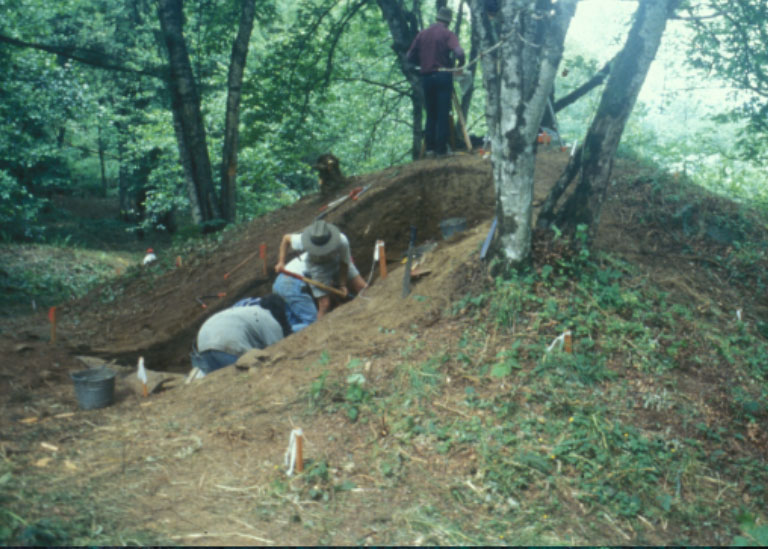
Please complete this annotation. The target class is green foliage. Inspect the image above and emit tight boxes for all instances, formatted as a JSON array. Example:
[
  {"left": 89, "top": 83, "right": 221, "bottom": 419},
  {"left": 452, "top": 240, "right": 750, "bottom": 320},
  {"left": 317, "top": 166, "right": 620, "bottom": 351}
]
[
  {"left": 0, "top": 170, "right": 46, "bottom": 241},
  {"left": 686, "top": 0, "right": 768, "bottom": 163},
  {"left": 733, "top": 513, "right": 768, "bottom": 546}
]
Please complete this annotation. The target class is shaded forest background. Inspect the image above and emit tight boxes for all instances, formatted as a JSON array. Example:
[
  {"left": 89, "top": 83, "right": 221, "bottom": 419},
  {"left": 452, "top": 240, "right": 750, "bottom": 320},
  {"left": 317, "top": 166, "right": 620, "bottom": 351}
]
[{"left": 1, "top": 0, "right": 765, "bottom": 246}]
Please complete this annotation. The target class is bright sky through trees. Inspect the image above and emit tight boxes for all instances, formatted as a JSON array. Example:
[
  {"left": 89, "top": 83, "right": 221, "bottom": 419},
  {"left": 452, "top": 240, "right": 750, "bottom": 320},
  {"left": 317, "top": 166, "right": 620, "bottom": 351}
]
[{"left": 567, "top": 0, "right": 735, "bottom": 110}]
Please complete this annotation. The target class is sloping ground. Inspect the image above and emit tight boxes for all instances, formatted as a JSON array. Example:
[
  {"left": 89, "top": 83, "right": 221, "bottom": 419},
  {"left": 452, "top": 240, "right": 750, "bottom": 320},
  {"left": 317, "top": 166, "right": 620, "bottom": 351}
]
[
  {"left": 1, "top": 147, "right": 767, "bottom": 545},
  {"left": 2, "top": 150, "right": 566, "bottom": 373}
]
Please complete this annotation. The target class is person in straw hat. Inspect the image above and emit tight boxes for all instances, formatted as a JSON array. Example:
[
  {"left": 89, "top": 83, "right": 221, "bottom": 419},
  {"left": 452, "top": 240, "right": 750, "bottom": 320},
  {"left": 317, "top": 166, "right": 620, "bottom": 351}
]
[
  {"left": 275, "top": 220, "right": 367, "bottom": 318},
  {"left": 406, "top": 6, "right": 466, "bottom": 158}
]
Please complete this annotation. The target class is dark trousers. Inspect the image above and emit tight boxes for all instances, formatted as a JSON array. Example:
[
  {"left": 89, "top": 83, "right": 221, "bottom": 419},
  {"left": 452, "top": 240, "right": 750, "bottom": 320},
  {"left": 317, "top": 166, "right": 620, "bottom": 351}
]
[
  {"left": 421, "top": 72, "right": 453, "bottom": 155},
  {"left": 190, "top": 348, "right": 239, "bottom": 374}
]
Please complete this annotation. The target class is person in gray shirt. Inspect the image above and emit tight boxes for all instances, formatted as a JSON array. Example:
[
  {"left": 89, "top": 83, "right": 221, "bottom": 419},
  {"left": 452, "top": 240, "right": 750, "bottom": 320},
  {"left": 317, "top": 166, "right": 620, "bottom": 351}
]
[
  {"left": 275, "top": 220, "right": 367, "bottom": 319},
  {"left": 191, "top": 294, "right": 292, "bottom": 375}
]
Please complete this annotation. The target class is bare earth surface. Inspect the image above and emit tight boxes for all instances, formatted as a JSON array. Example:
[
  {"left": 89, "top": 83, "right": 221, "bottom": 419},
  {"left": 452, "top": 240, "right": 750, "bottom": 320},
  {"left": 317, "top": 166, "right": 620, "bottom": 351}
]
[{"left": 1, "top": 148, "right": 766, "bottom": 545}]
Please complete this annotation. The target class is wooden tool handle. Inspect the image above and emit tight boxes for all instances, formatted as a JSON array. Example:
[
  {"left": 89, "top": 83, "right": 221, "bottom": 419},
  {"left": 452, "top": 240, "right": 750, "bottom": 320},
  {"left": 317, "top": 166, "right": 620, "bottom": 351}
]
[{"left": 279, "top": 268, "right": 346, "bottom": 298}]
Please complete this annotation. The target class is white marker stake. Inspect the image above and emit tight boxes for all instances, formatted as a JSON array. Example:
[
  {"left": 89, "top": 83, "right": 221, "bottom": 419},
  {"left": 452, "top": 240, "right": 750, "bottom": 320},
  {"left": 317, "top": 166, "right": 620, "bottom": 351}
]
[
  {"left": 137, "top": 356, "right": 148, "bottom": 397},
  {"left": 284, "top": 428, "right": 304, "bottom": 476}
]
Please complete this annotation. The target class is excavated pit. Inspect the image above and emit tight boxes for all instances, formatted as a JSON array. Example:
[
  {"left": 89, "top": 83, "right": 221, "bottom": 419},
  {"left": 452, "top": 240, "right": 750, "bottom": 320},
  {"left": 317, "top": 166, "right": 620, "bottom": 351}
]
[{"left": 53, "top": 150, "right": 569, "bottom": 373}]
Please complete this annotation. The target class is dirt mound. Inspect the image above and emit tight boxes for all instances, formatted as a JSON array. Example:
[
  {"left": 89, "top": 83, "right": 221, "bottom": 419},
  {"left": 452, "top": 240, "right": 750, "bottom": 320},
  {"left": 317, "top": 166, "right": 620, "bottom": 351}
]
[
  {"left": 2, "top": 146, "right": 767, "bottom": 545},
  {"left": 12, "top": 150, "right": 565, "bottom": 374}
]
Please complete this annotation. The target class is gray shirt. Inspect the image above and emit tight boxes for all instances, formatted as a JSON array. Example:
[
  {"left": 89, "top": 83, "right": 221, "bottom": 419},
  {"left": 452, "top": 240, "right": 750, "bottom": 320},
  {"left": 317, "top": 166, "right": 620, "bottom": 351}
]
[
  {"left": 288, "top": 232, "right": 360, "bottom": 297},
  {"left": 196, "top": 306, "right": 283, "bottom": 356}
]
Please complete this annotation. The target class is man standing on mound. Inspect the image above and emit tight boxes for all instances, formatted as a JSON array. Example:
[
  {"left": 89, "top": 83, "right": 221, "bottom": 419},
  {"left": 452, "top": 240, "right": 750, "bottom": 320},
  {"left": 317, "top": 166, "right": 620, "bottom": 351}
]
[
  {"left": 407, "top": 7, "right": 465, "bottom": 158},
  {"left": 275, "top": 220, "right": 367, "bottom": 318}
]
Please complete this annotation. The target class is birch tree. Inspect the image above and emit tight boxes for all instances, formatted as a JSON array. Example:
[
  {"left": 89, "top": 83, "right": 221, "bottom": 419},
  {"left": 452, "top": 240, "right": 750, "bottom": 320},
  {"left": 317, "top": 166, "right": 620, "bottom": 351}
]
[{"left": 470, "top": 0, "right": 577, "bottom": 267}]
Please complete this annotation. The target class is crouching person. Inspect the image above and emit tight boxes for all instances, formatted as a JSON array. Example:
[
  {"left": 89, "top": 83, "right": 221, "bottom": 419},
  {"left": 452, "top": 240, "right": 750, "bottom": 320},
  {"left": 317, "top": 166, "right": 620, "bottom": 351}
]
[
  {"left": 275, "top": 220, "right": 367, "bottom": 319},
  {"left": 272, "top": 253, "right": 318, "bottom": 332},
  {"left": 190, "top": 294, "right": 292, "bottom": 376}
]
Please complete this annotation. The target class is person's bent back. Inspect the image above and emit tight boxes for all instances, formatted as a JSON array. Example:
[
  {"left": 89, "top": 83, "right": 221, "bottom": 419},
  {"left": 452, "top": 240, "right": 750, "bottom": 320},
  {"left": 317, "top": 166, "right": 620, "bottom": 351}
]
[{"left": 192, "top": 294, "right": 291, "bottom": 375}]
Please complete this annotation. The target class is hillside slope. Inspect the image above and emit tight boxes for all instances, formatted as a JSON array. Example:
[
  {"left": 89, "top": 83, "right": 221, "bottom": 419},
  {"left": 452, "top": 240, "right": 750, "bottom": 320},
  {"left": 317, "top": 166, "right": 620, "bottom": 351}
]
[{"left": 1, "top": 148, "right": 767, "bottom": 546}]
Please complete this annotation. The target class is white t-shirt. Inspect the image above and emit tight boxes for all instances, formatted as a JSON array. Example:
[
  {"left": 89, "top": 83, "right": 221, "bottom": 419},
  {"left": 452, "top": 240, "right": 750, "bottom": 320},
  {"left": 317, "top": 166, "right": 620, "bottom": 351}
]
[{"left": 289, "top": 232, "right": 359, "bottom": 286}]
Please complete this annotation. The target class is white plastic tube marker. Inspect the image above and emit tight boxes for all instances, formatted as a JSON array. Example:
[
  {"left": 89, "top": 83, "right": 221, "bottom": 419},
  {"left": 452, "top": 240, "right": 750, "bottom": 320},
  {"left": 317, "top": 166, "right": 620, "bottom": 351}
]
[
  {"left": 137, "top": 356, "right": 148, "bottom": 397},
  {"left": 284, "top": 428, "right": 304, "bottom": 476}
]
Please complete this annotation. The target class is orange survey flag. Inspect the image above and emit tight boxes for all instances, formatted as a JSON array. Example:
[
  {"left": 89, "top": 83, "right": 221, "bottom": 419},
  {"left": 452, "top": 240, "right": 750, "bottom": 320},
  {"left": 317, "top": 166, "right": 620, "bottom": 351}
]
[{"left": 48, "top": 306, "right": 56, "bottom": 323}]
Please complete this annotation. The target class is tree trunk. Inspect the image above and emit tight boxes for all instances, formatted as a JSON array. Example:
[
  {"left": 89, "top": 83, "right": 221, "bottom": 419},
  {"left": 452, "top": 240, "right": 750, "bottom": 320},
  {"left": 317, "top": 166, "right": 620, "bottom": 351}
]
[
  {"left": 220, "top": 0, "right": 256, "bottom": 224},
  {"left": 460, "top": 0, "right": 479, "bottom": 120},
  {"left": 470, "top": 0, "right": 577, "bottom": 267},
  {"left": 157, "top": 0, "right": 221, "bottom": 230},
  {"left": 538, "top": 0, "right": 680, "bottom": 241},
  {"left": 97, "top": 124, "right": 108, "bottom": 197},
  {"left": 376, "top": 0, "right": 425, "bottom": 159}
]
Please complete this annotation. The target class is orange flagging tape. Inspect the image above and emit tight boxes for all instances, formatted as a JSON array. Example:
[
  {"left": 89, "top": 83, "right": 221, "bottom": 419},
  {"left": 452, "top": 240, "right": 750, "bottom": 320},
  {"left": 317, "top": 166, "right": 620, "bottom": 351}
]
[{"left": 48, "top": 306, "right": 57, "bottom": 344}]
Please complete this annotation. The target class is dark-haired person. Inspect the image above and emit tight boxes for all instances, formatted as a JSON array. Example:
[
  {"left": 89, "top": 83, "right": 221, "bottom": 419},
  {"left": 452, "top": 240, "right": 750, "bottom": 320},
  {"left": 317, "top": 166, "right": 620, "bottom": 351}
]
[
  {"left": 190, "top": 293, "right": 292, "bottom": 376},
  {"left": 406, "top": 7, "right": 466, "bottom": 157},
  {"left": 275, "top": 220, "right": 367, "bottom": 319}
]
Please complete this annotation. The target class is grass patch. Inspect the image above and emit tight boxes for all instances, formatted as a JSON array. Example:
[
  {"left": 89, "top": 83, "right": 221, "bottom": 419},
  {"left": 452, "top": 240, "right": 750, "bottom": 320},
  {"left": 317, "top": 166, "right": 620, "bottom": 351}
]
[
  {"left": 0, "top": 463, "right": 163, "bottom": 545},
  {"left": 335, "top": 249, "right": 768, "bottom": 544}
]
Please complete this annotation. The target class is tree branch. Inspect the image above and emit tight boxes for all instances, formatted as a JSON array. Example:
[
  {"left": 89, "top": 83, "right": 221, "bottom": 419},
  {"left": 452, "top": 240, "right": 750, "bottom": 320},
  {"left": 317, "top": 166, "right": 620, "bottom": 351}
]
[
  {"left": 0, "top": 33, "right": 164, "bottom": 79},
  {"left": 554, "top": 54, "right": 616, "bottom": 112}
]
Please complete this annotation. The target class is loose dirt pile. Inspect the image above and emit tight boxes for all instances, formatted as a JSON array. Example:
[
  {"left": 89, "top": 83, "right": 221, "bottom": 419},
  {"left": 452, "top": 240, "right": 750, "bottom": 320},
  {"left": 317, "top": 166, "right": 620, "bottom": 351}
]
[{"left": 1, "top": 146, "right": 766, "bottom": 545}]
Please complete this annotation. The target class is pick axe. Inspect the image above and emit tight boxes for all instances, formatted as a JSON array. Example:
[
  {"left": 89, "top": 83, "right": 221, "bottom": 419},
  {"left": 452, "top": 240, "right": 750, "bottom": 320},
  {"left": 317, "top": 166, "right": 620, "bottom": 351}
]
[{"left": 278, "top": 268, "right": 347, "bottom": 298}]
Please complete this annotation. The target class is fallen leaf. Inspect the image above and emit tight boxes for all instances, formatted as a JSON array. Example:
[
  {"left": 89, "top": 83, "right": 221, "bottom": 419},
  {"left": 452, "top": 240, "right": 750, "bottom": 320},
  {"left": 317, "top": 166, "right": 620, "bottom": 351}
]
[
  {"left": 19, "top": 417, "right": 39, "bottom": 424},
  {"left": 53, "top": 412, "right": 75, "bottom": 419},
  {"left": 34, "top": 457, "right": 52, "bottom": 467},
  {"left": 64, "top": 460, "right": 78, "bottom": 471},
  {"left": 40, "top": 442, "right": 59, "bottom": 452}
]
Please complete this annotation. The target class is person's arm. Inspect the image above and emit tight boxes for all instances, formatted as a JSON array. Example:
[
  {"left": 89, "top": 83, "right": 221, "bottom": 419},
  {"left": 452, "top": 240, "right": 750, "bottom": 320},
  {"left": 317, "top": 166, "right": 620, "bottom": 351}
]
[
  {"left": 338, "top": 261, "right": 349, "bottom": 297},
  {"left": 447, "top": 31, "right": 466, "bottom": 68},
  {"left": 275, "top": 234, "right": 292, "bottom": 273},
  {"left": 338, "top": 235, "right": 353, "bottom": 296}
]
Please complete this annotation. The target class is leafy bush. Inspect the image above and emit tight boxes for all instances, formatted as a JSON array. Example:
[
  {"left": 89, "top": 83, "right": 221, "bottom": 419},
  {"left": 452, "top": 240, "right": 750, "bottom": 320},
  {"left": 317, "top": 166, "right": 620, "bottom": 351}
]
[{"left": 0, "top": 170, "right": 46, "bottom": 241}]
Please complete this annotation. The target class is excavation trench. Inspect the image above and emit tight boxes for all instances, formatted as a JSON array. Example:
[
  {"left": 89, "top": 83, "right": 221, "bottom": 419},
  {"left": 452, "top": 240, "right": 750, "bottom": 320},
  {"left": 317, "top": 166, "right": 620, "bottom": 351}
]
[{"left": 65, "top": 152, "right": 575, "bottom": 374}]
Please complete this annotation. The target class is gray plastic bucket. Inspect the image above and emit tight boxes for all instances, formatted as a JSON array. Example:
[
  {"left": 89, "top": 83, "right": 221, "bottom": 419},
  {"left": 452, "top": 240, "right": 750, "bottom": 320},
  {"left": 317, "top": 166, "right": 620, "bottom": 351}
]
[
  {"left": 70, "top": 366, "right": 116, "bottom": 410},
  {"left": 439, "top": 217, "right": 467, "bottom": 239}
]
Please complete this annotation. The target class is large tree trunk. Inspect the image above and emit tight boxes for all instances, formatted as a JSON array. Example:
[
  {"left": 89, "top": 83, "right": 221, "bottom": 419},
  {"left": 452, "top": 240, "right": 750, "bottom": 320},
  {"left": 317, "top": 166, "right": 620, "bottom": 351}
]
[
  {"left": 470, "top": 0, "right": 577, "bottom": 267},
  {"left": 460, "top": 0, "right": 479, "bottom": 120},
  {"left": 157, "top": 0, "right": 221, "bottom": 229},
  {"left": 537, "top": 0, "right": 680, "bottom": 240},
  {"left": 220, "top": 0, "right": 256, "bottom": 224},
  {"left": 376, "top": 0, "right": 425, "bottom": 160}
]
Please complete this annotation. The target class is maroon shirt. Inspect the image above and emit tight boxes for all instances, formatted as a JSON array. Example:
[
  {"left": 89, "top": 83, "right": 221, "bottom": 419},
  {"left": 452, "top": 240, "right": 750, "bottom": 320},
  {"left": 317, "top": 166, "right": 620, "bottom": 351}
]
[{"left": 406, "top": 23, "right": 466, "bottom": 74}]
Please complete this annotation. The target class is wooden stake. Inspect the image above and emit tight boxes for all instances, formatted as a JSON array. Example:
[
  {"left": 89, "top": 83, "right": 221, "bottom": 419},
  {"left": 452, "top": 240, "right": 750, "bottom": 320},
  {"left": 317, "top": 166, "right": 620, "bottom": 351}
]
[
  {"left": 48, "top": 306, "right": 57, "bottom": 344},
  {"left": 564, "top": 330, "right": 573, "bottom": 353},
  {"left": 451, "top": 89, "right": 473, "bottom": 152},
  {"left": 176, "top": 255, "right": 182, "bottom": 267},
  {"left": 295, "top": 431, "right": 304, "bottom": 473},
  {"left": 259, "top": 243, "right": 267, "bottom": 277},
  {"left": 377, "top": 240, "right": 387, "bottom": 279},
  {"left": 142, "top": 383, "right": 149, "bottom": 398}
]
